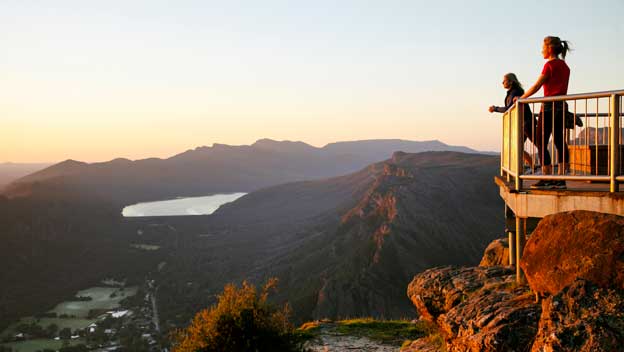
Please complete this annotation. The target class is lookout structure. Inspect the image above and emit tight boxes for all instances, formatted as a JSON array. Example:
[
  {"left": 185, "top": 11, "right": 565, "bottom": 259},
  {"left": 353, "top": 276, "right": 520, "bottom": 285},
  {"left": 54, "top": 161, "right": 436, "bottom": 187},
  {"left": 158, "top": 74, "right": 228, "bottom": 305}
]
[{"left": 496, "top": 89, "right": 624, "bottom": 282}]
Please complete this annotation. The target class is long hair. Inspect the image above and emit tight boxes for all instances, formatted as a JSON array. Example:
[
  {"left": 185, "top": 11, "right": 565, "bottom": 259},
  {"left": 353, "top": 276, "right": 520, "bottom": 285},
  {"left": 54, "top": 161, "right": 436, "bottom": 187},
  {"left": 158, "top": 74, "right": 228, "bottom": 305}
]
[
  {"left": 504, "top": 73, "right": 523, "bottom": 90},
  {"left": 544, "top": 36, "right": 572, "bottom": 60}
]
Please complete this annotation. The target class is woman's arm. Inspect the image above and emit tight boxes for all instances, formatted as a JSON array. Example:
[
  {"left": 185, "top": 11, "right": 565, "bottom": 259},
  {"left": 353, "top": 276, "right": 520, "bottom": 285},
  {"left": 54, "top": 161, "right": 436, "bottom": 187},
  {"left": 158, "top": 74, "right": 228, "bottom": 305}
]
[
  {"left": 489, "top": 105, "right": 506, "bottom": 113},
  {"left": 520, "top": 74, "right": 548, "bottom": 99}
]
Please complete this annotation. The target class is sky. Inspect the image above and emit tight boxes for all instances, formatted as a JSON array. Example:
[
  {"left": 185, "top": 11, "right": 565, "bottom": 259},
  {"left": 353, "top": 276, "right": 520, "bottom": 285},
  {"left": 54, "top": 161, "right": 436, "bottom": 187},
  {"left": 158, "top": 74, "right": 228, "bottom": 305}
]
[{"left": 2, "top": 0, "right": 623, "bottom": 163}]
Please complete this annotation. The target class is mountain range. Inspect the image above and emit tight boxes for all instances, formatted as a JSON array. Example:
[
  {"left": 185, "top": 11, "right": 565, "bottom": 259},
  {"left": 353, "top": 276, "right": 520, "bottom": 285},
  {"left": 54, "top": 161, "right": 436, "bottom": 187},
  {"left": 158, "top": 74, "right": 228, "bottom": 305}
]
[
  {"left": 2, "top": 139, "right": 486, "bottom": 205},
  {"left": 0, "top": 163, "right": 52, "bottom": 190},
  {"left": 0, "top": 140, "right": 501, "bottom": 334}
]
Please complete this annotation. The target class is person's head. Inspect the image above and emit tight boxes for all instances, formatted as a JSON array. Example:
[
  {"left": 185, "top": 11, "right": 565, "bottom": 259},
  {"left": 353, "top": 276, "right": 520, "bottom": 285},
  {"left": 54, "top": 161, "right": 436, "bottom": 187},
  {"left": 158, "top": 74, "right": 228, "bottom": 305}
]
[
  {"left": 503, "top": 73, "right": 522, "bottom": 90},
  {"left": 542, "top": 36, "right": 571, "bottom": 60}
]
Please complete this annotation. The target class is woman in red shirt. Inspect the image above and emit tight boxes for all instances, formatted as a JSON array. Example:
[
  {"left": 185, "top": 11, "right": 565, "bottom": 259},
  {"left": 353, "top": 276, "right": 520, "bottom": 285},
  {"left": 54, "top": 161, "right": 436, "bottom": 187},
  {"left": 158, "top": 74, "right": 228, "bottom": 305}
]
[{"left": 519, "top": 36, "right": 572, "bottom": 189}]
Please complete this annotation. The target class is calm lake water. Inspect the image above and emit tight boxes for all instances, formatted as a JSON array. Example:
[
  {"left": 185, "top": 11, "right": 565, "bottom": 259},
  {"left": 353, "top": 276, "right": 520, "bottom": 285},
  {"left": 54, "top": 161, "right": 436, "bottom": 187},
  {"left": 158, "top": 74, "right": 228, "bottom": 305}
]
[{"left": 122, "top": 193, "right": 247, "bottom": 217}]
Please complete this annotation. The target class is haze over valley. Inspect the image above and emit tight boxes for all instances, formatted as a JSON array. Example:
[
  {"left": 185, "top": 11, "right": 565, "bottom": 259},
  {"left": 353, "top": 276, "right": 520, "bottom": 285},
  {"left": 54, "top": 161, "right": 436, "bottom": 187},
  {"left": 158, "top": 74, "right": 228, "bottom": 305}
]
[{"left": 0, "top": 140, "right": 503, "bottom": 350}]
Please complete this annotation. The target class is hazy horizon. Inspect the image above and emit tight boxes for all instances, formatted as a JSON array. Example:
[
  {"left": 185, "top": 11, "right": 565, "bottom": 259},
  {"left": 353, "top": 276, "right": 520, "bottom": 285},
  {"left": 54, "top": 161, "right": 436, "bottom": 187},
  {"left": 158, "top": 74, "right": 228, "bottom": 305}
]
[{"left": 3, "top": 1, "right": 623, "bottom": 163}]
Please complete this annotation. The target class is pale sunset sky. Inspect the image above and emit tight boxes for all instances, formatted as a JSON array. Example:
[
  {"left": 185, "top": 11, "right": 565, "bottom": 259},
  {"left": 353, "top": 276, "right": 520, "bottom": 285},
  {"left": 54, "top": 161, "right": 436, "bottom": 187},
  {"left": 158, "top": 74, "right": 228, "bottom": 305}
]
[{"left": 2, "top": 0, "right": 623, "bottom": 162}]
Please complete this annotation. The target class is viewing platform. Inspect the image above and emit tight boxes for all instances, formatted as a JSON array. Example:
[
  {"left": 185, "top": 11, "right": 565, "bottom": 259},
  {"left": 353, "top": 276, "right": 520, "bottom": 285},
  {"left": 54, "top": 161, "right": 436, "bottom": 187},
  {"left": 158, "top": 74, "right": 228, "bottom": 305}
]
[
  {"left": 495, "top": 176, "right": 624, "bottom": 218},
  {"left": 496, "top": 89, "right": 624, "bottom": 282}
]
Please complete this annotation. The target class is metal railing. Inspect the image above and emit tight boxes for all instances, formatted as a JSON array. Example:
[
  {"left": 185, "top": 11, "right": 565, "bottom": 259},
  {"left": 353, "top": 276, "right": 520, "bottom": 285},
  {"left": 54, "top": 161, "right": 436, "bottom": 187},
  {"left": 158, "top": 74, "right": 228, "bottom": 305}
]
[{"left": 501, "top": 89, "right": 624, "bottom": 192}]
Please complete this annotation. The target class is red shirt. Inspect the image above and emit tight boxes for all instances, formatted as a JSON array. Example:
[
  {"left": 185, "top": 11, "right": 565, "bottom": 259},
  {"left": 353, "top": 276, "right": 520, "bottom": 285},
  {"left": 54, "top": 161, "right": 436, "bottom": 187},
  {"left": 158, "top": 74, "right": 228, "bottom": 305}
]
[{"left": 541, "top": 59, "right": 570, "bottom": 96}]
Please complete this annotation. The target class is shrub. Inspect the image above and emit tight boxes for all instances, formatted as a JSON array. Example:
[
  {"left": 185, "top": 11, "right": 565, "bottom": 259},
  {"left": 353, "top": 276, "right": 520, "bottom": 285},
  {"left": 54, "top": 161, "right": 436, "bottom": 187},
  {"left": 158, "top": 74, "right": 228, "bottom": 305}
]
[{"left": 171, "top": 278, "right": 302, "bottom": 352}]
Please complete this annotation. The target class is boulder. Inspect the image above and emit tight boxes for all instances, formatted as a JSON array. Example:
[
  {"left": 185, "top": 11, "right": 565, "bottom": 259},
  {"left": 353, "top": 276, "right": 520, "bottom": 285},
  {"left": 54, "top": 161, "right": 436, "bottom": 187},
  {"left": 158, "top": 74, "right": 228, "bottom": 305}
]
[
  {"left": 531, "top": 279, "right": 624, "bottom": 352},
  {"left": 439, "top": 286, "right": 540, "bottom": 352},
  {"left": 479, "top": 238, "right": 510, "bottom": 267},
  {"left": 520, "top": 210, "right": 624, "bottom": 295},
  {"left": 407, "top": 266, "right": 514, "bottom": 321},
  {"left": 407, "top": 266, "right": 540, "bottom": 351},
  {"left": 400, "top": 336, "right": 443, "bottom": 352}
]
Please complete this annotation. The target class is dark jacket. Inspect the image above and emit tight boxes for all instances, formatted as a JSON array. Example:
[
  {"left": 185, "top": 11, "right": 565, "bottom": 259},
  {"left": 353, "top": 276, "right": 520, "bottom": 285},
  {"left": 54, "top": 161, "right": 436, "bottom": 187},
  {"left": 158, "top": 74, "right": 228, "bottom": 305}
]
[
  {"left": 493, "top": 86, "right": 524, "bottom": 113},
  {"left": 494, "top": 86, "right": 534, "bottom": 127}
]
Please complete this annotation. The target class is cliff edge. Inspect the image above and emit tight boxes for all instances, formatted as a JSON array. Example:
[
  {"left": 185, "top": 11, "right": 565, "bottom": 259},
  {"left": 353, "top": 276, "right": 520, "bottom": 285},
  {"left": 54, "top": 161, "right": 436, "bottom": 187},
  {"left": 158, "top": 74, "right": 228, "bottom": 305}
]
[{"left": 404, "top": 210, "right": 624, "bottom": 352}]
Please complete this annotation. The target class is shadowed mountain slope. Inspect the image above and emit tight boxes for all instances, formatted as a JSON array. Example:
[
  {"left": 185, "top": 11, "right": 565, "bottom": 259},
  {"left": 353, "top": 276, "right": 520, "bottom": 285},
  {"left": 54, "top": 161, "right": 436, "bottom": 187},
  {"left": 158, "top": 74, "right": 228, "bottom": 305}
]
[
  {"left": 0, "top": 150, "right": 501, "bottom": 334},
  {"left": 153, "top": 151, "right": 503, "bottom": 324}
]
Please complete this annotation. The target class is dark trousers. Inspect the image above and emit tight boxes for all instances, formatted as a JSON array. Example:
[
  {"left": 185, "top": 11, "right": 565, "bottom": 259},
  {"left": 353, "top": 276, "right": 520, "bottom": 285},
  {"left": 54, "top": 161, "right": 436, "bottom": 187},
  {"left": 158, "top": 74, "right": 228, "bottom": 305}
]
[
  {"left": 536, "top": 101, "right": 569, "bottom": 166},
  {"left": 523, "top": 106, "right": 537, "bottom": 144}
]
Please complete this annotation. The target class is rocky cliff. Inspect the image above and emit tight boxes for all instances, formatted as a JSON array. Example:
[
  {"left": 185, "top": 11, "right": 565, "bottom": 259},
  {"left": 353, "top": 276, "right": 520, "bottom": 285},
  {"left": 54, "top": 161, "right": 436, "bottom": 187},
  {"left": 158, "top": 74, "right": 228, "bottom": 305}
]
[
  {"left": 403, "top": 210, "right": 624, "bottom": 352},
  {"left": 151, "top": 151, "right": 503, "bottom": 326}
]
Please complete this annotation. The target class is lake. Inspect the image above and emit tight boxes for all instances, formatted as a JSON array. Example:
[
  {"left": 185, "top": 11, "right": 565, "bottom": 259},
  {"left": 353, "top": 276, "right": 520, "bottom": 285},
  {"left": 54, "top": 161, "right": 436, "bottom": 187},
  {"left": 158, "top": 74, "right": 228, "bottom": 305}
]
[{"left": 122, "top": 192, "right": 247, "bottom": 217}]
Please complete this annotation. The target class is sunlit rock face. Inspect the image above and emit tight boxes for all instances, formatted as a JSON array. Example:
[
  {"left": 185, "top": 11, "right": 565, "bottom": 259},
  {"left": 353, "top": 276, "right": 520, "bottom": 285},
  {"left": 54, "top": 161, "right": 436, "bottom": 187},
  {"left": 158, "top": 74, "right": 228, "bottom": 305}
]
[
  {"left": 406, "top": 266, "right": 540, "bottom": 352},
  {"left": 520, "top": 210, "right": 624, "bottom": 295},
  {"left": 405, "top": 211, "right": 624, "bottom": 352},
  {"left": 531, "top": 279, "right": 624, "bottom": 352},
  {"left": 479, "top": 238, "right": 510, "bottom": 267}
]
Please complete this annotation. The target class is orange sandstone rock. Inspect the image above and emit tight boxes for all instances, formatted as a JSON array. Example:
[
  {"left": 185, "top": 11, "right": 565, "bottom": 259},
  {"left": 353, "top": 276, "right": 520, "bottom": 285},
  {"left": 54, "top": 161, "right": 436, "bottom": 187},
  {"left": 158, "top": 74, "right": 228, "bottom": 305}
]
[
  {"left": 479, "top": 238, "right": 510, "bottom": 267},
  {"left": 520, "top": 210, "right": 624, "bottom": 295}
]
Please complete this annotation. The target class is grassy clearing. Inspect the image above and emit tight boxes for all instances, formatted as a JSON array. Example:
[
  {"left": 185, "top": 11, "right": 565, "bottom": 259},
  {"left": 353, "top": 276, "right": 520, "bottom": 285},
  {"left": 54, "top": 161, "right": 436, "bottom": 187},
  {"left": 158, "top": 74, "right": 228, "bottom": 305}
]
[
  {"left": 1, "top": 338, "right": 86, "bottom": 352},
  {"left": 12, "top": 317, "right": 94, "bottom": 332},
  {"left": 1, "top": 286, "right": 139, "bottom": 342},
  {"left": 334, "top": 318, "right": 436, "bottom": 344},
  {"left": 297, "top": 318, "right": 438, "bottom": 346},
  {"left": 50, "top": 286, "right": 138, "bottom": 318}
]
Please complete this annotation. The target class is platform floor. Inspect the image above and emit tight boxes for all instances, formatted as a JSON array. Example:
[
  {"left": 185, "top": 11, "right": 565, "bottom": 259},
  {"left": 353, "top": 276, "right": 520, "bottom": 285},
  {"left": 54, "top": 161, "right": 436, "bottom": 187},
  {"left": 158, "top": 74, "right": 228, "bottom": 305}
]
[
  {"left": 495, "top": 176, "right": 624, "bottom": 218},
  {"left": 496, "top": 176, "right": 624, "bottom": 195}
]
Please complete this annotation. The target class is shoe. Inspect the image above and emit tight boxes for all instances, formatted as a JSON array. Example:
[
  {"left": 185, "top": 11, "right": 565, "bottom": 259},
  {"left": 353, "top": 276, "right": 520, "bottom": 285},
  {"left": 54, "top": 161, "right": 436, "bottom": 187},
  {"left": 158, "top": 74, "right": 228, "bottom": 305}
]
[
  {"left": 530, "top": 180, "right": 552, "bottom": 189},
  {"left": 551, "top": 180, "right": 567, "bottom": 189}
]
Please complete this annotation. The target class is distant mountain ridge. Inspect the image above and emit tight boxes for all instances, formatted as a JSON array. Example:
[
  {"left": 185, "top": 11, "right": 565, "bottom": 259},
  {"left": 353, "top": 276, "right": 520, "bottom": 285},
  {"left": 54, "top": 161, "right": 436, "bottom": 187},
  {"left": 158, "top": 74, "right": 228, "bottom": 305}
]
[
  {"left": 3, "top": 138, "right": 487, "bottom": 205},
  {"left": 0, "top": 162, "right": 52, "bottom": 190}
]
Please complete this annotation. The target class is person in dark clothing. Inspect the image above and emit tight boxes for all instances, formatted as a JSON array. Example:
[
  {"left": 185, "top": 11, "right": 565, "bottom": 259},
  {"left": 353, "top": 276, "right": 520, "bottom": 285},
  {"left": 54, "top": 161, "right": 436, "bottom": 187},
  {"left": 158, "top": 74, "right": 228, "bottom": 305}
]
[{"left": 489, "top": 73, "right": 537, "bottom": 166}]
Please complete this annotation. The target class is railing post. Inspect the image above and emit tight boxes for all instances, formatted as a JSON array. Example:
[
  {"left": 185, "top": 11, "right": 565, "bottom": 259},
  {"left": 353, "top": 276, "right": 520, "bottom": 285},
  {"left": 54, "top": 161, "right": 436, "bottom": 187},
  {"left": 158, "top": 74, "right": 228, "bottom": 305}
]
[
  {"left": 501, "top": 112, "right": 504, "bottom": 177},
  {"left": 610, "top": 94, "right": 620, "bottom": 192},
  {"left": 515, "top": 103, "right": 524, "bottom": 191}
]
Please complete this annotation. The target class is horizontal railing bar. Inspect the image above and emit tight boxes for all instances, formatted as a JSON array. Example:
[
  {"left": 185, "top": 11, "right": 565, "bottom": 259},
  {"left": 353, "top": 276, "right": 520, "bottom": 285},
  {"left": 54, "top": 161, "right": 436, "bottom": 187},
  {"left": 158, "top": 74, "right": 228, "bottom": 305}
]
[
  {"left": 501, "top": 167, "right": 517, "bottom": 177},
  {"left": 519, "top": 175, "right": 611, "bottom": 181},
  {"left": 504, "top": 110, "right": 623, "bottom": 118},
  {"left": 518, "top": 89, "right": 624, "bottom": 103},
  {"left": 617, "top": 176, "right": 624, "bottom": 182},
  {"left": 529, "top": 113, "right": 624, "bottom": 118}
]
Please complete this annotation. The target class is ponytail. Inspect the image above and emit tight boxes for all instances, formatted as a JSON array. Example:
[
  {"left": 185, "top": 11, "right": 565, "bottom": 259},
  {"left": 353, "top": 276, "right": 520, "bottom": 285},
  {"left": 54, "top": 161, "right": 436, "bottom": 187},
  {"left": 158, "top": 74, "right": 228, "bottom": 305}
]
[
  {"left": 544, "top": 36, "right": 573, "bottom": 60},
  {"left": 560, "top": 40, "right": 571, "bottom": 59}
]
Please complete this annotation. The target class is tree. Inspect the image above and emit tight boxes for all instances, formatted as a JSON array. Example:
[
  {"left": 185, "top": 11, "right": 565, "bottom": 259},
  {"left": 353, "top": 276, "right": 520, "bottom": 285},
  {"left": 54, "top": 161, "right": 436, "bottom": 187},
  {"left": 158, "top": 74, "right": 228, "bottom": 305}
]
[
  {"left": 59, "top": 327, "right": 72, "bottom": 340},
  {"left": 59, "top": 345, "right": 88, "bottom": 352},
  {"left": 171, "top": 278, "right": 302, "bottom": 352},
  {"left": 46, "top": 323, "right": 59, "bottom": 338}
]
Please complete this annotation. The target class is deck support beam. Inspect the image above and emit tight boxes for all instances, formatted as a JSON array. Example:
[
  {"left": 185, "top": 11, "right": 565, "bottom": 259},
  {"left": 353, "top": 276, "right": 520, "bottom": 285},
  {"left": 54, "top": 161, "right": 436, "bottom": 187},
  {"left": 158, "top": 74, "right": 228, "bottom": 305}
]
[
  {"left": 508, "top": 231, "right": 516, "bottom": 266},
  {"left": 504, "top": 205, "right": 516, "bottom": 266},
  {"left": 515, "top": 216, "right": 526, "bottom": 283}
]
